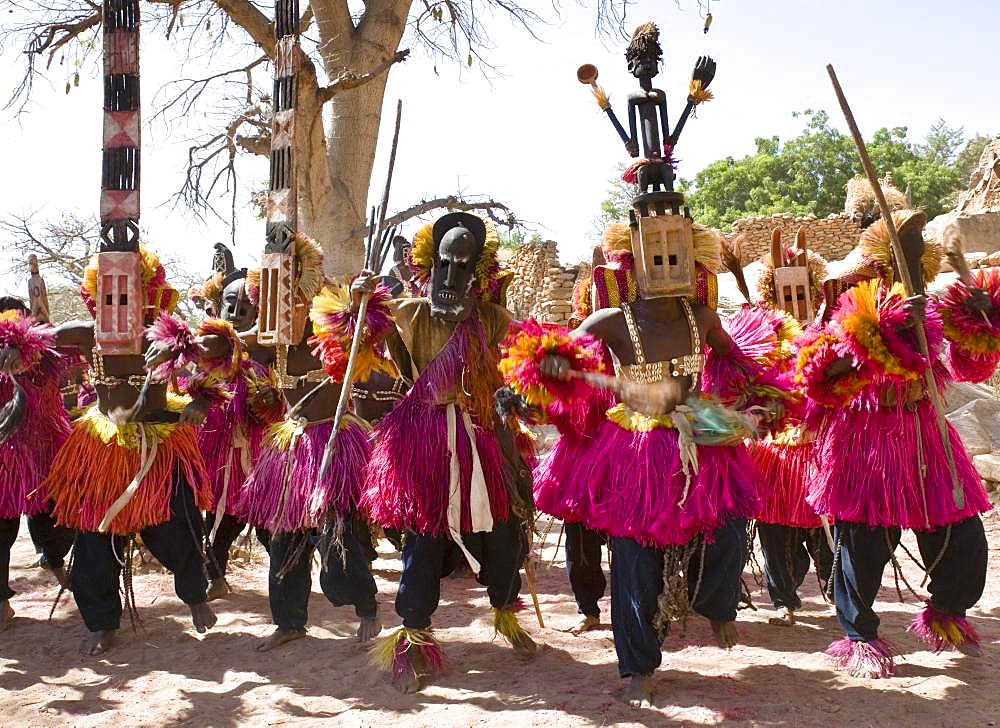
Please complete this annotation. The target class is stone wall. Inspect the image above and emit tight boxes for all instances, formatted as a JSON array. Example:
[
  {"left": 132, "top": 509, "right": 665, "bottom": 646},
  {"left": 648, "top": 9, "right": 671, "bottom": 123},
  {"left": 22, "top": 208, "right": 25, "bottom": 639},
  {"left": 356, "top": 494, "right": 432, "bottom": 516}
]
[
  {"left": 505, "top": 240, "right": 587, "bottom": 325},
  {"left": 729, "top": 213, "right": 862, "bottom": 264}
]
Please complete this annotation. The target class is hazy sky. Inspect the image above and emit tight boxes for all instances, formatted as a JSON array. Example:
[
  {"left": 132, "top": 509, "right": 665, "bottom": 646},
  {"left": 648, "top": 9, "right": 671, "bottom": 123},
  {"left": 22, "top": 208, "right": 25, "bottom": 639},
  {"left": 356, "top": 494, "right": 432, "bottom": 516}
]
[{"left": 1, "top": 0, "right": 998, "bottom": 297}]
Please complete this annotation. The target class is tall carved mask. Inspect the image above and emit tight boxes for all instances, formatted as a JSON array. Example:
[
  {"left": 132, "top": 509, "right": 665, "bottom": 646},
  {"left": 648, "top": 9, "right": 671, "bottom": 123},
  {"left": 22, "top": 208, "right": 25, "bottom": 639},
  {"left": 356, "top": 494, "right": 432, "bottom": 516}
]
[
  {"left": 633, "top": 213, "right": 696, "bottom": 299},
  {"left": 430, "top": 212, "right": 485, "bottom": 322}
]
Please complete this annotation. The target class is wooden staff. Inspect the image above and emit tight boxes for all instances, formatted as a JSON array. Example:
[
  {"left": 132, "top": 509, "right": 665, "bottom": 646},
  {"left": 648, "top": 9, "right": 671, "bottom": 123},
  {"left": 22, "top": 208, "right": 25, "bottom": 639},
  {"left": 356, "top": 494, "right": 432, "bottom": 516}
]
[
  {"left": 827, "top": 64, "right": 964, "bottom": 509},
  {"left": 318, "top": 100, "right": 403, "bottom": 481},
  {"left": 523, "top": 555, "right": 545, "bottom": 628}
]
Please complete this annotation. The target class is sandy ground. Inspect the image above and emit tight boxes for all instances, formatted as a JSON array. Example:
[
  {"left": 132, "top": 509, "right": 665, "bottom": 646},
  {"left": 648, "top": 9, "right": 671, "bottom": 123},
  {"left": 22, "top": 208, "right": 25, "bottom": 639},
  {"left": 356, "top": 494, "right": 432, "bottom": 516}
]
[{"left": 3, "top": 504, "right": 1000, "bottom": 728}]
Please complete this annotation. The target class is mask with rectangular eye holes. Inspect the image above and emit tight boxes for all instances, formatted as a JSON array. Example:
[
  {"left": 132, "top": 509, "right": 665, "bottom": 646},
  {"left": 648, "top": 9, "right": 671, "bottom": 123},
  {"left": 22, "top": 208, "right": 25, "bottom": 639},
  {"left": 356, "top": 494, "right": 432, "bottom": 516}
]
[
  {"left": 429, "top": 212, "right": 486, "bottom": 322},
  {"left": 632, "top": 212, "right": 696, "bottom": 299},
  {"left": 769, "top": 227, "right": 814, "bottom": 322}
]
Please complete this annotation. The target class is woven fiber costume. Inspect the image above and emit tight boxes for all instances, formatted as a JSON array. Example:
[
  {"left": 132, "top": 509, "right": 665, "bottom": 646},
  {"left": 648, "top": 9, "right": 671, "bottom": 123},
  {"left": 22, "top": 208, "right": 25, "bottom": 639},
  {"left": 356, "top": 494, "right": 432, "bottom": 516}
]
[
  {"left": 32, "top": 245, "right": 227, "bottom": 650},
  {"left": 0, "top": 300, "right": 75, "bottom": 629},
  {"left": 189, "top": 246, "right": 285, "bottom": 598},
  {"left": 360, "top": 212, "right": 537, "bottom": 692},
  {"left": 745, "top": 229, "right": 833, "bottom": 625},
  {"left": 554, "top": 221, "right": 721, "bottom": 631},
  {"left": 800, "top": 209, "right": 1000, "bottom": 677},
  {"left": 502, "top": 211, "right": 791, "bottom": 703},
  {"left": 231, "top": 235, "right": 383, "bottom": 648}
]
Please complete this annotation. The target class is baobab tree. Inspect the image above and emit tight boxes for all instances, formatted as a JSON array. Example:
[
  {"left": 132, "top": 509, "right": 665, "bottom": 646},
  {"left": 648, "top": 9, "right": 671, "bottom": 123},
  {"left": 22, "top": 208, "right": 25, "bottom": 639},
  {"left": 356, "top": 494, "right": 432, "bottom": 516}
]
[{"left": 4, "top": 0, "right": 655, "bottom": 274}]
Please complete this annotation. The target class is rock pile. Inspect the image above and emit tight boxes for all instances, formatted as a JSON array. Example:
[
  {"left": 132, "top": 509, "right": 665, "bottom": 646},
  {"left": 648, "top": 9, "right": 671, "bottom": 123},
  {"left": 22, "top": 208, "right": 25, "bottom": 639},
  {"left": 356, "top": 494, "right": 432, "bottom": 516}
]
[
  {"left": 505, "top": 240, "right": 588, "bottom": 325},
  {"left": 927, "top": 136, "right": 1000, "bottom": 255}
]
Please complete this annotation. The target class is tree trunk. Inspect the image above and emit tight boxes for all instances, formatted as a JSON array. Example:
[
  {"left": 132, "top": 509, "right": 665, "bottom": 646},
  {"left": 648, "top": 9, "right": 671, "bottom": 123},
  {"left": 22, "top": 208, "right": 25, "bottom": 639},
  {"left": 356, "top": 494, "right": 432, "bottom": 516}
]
[{"left": 309, "top": 4, "right": 409, "bottom": 277}]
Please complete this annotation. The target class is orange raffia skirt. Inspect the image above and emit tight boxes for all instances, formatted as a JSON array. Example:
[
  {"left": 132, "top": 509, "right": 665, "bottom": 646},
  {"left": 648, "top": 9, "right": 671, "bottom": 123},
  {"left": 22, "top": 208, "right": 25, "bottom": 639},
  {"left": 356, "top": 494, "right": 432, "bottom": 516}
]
[{"left": 42, "top": 405, "right": 211, "bottom": 536}]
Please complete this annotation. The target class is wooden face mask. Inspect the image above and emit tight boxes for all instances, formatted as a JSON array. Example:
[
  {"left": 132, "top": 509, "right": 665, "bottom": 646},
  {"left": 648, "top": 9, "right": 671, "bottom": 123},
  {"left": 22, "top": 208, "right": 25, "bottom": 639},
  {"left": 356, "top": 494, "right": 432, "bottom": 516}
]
[
  {"left": 633, "top": 213, "right": 695, "bottom": 299},
  {"left": 770, "top": 227, "right": 813, "bottom": 322}
]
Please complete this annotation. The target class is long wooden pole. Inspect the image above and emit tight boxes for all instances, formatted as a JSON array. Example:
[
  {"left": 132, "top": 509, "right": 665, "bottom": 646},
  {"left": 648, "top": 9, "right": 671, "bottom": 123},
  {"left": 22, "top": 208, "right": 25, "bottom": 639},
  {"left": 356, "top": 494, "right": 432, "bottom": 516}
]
[
  {"left": 827, "top": 64, "right": 964, "bottom": 510},
  {"left": 318, "top": 101, "right": 403, "bottom": 481}
]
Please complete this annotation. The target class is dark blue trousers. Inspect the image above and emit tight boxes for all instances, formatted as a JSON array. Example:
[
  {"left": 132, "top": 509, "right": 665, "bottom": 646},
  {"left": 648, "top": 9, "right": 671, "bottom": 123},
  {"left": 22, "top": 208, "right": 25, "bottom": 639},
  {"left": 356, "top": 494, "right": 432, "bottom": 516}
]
[
  {"left": 396, "top": 518, "right": 525, "bottom": 630},
  {"left": 832, "top": 516, "right": 987, "bottom": 642},
  {"left": 757, "top": 523, "right": 832, "bottom": 611},
  {"left": 71, "top": 476, "right": 208, "bottom": 632},
  {"left": 610, "top": 517, "right": 748, "bottom": 678},
  {"left": 564, "top": 523, "right": 606, "bottom": 619},
  {"left": 1, "top": 507, "right": 75, "bottom": 602},
  {"left": 258, "top": 516, "right": 378, "bottom": 632},
  {"left": 0, "top": 518, "right": 17, "bottom": 602},
  {"left": 204, "top": 511, "right": 248, "bottom": 581}
]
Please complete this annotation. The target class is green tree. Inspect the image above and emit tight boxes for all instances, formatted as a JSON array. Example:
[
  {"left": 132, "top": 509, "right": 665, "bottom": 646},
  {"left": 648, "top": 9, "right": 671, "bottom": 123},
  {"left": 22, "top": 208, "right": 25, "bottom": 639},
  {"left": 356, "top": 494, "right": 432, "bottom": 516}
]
[
  {"left": 598, "top": 111, "right": 987, "bottom": 231},
  {"left": 954, "top": 135, "right": 993, "bottom": 186}
]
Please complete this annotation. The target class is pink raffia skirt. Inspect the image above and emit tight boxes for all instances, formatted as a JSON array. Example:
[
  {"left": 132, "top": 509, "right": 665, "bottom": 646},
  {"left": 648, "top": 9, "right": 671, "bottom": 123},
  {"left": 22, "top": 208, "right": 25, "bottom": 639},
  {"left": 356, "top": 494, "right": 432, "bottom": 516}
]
[
  {"left": 233, "top": 415, "right": 370, "bottom": 533},
  {"left": 546, "top": 418, "right": 759, "bottom": 548},
  {"left": 806, "top": 399, "right": 990, "bottom": 530},
  {"left": 749, "top": 439, "right": 823, "bottom": 528},
  {"left": 360, "top": 400, "right": 509, "bottom": 537},
  {"left": 197, "top": 383, "right": 266, "bottom": 512},
  {"left": 0, "top": 380, "right": 71, "bottom": 519}
]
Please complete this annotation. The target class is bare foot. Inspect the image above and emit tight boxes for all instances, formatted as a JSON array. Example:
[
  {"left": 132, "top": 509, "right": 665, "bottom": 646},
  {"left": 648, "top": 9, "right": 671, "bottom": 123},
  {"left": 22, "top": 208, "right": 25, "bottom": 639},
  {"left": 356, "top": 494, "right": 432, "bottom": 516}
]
[
  {"left": 622, "top": 675, "right": 654, "bottom": 708},
  {"left": 768, "top": 607, "right": 796, "bottom": 627},
  {"left": 82, "top": 629, "right": 115, "bottom": 656},
  {"left": 206, "top": 578, "right": 231, "bottom": 602},
  {"left": 256, "top": 626, "right": 306, "bottom": 652},
  {"left": 565, "top": 614, "right": 601, "bottom": 635},
  {"left": 711, "top": 619, "right": 739, "bottom": 649},
  {"left": 391, "top": 662, "right": 421, "bottom": 693},
  {"left": 1, "top": 600, "right": 13, "bottom": 632},
  {"left": 509, "top": 629, "right": 539, "bottom": 659},
  {"left": 356, "top": 616, "right": 382, "bottom": 643},
  {"left": 190, "top": 602, "right": 217, "bottom": 634}
]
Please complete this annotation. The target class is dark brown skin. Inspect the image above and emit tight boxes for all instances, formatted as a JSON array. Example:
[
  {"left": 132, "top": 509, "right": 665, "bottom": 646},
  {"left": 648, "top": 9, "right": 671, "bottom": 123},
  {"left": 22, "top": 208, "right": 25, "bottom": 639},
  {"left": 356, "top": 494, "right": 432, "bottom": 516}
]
[
  {"left": 542, "top": 297, "right": 732, "bottom": 397},
  {"left": 51, "top": 321, "right": 234, "bottom": 423},
  {"left": 240, "top": 325, "right": 341, "bottom": 423}
]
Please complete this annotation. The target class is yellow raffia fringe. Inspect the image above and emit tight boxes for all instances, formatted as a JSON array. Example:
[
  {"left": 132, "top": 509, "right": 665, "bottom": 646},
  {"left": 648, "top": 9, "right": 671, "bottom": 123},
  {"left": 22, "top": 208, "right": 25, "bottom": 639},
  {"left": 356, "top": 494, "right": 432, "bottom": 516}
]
[
  {"left": 771, "top": 425, "right": 810, "bottom": 448},
  {"left": 857, "top": 210, "right": 942, "bottom": 285},
  {"left": 606, "top": 402, "right": 677, "bottom": 433},
  {"left": 692, "top": 225, "right": 724, "bottom": 274},
  {"left": 688, "top": 79, "right": 714, "bottom": 105},
  {"left": 591, "top": 84, "right": 610, "bottom": 111},
  {"left": 493, "top": 606, "right": 528, "bottom": 643},
  {"left": 265, "top": 413, "right": 370, "bottom": 451},
  {"left": 369, "top": 627, "right": 438, "bottom": 672},
  {"left": 931, "top": 619, "right": 965, "bottom": 647},
  {"left": 838, "top": 280, "right": 917, "bottom": 381},
  {"left": 79, "top": 394, "right": 189, "bottom": 449},
  {"left": 774, "top": 314, "right": 804, "bottom": 363},
  {"left": 193, "top": 271, "right": 224, "bottom": 309},
  {"left": 942, "top": 321, "right": 999, "bottom": 356},
  {"left": 498, "top": 328, "right": 597, "bottom": 408},
  {"left": 293, "top": 233, "right": 325, "bottom": 303},
  {"left": 410, "top": 223, "right": 435, "bottom": 277},
  {"left": 602, "top": 222, "right": 633, "bottom": 253}
]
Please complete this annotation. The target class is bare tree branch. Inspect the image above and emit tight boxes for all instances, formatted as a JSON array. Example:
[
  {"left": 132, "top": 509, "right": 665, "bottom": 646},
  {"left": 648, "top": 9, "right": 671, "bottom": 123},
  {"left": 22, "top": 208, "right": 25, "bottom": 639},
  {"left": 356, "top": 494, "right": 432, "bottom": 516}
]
[
  {"left": 318, "top": 49, "right": 410, "bottom": 102},
  {"left": 210, "top": 0, "right": 275, "bottom": 57},
  {"left": 1, "top": 210, "right": 99, "bottom": 285},
  {"left": 339, "top": 194, "right": 521, "bottom": 246}
]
